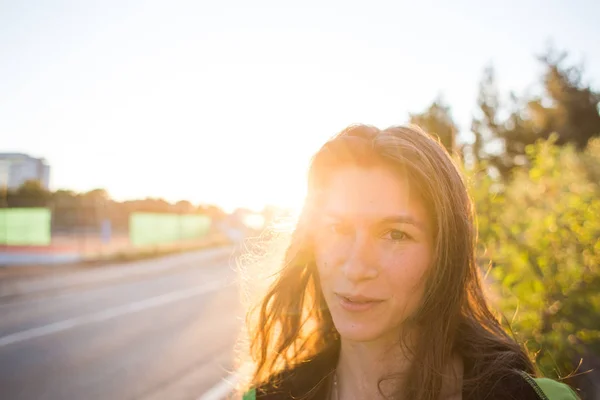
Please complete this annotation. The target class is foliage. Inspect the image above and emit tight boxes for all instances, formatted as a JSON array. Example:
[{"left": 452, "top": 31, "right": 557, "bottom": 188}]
[
  {"left": 409, "top": 96, "right": 458, "bottom": 154},
  {"left": 471, "top": 64, "right": 503, "bottom": 166},
  {"left": 469, "top": 136, "right": 600, "bottom": 379},
  {"left": 4, "top": 184, "right": 225, "bottom": 232},
  {"left": 6, "top": 180, "right": 51, "bottom": 207},
  {"left": 469, "top": 48, "right": 600, "bottom": 180}
]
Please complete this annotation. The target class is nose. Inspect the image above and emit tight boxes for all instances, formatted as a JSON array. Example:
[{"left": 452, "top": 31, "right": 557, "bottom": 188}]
[{"left": 342, "top": 232, "right": 379, "bottom": 282}]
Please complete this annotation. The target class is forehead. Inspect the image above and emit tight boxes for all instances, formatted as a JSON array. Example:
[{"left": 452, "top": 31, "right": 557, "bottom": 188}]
[{"left": 318, "top": 166, "right": 427, "bottom": 222}]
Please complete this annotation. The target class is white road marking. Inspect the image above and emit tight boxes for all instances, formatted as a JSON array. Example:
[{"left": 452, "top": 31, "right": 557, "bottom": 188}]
[
  {"left": 198, "top": 373, "right": 240, "bottom": 400},
  {"left": 0, "top": 279, "right": 228, "bottom": 348}
]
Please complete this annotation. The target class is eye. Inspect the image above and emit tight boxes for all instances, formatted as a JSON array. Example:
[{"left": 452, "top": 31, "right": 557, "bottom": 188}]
[{"left": 384, "top": 229, "right": 411, "bottom": 241}]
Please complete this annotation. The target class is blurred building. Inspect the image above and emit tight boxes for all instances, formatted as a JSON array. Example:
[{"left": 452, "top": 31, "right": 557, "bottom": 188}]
[{"left": 0, "top": 153, "right": 50, "bottom": 190}]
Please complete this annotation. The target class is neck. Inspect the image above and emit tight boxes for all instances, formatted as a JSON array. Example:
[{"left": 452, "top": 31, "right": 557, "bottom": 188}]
[
  {"left": 334, "top": 335, "right": 464, "bottom": 400},
  {"left": 335, "top": 336, "right": 412, "bottom": 400}
]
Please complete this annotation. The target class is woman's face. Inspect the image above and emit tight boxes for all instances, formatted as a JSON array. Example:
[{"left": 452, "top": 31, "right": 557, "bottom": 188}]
[{"left": 314, "top": 166, "right": 434, "bottom": 343}]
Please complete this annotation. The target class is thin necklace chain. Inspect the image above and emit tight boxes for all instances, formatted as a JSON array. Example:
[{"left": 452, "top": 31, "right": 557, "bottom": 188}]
[{"left": 333, "top": 371, "right": 339, "bottom": 400}]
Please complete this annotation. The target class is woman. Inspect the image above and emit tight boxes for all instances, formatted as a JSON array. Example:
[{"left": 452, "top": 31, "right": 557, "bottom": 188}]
[{"left": 239, "top": 125, "right": 579, "bottom": 399}]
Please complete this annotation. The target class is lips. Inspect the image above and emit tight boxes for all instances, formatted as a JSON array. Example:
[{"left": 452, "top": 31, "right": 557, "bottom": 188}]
[{"left": 336, "top": 293, "right": 384, "bottom": 312}]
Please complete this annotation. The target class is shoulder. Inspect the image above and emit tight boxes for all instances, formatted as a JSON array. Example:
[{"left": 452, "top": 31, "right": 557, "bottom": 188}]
[
  {"left": 516, "top": 372, "right": 580, "bottom": 400},
  {"left": 249, "top": 348, "right": 337, "bottom": 400},
  {"left": 464, "top": 370, "right": 579, "bottom": 400}
]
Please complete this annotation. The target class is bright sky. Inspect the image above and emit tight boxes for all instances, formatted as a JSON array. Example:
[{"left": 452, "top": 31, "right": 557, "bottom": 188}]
[{"left": 1, "top": 0, "right": 598, "bottom": 212}]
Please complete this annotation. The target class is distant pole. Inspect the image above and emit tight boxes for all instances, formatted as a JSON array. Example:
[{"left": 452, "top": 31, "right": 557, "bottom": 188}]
[
  {"left": 100, "top": 198, "right": 111, "bottom": 260},
  {"left": 78, "top": 202, "right": 84, "bottom": 257},
  {"left": 0, "top": 160, "right": 9, "bottom": 252},
  {"left": 180, "top": 209, "right": 183, "bottom": 252}
]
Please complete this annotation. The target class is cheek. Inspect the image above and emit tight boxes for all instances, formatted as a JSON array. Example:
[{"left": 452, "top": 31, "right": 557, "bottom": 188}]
[
  {"left": 314, "top": 240, "right": 348, "bottom": 280},
  {"left": 315, "top": 251, "right": 336, "bottom": 283},
  {"left": 384, "top": 245, "right": 431, "bottom": 298}
]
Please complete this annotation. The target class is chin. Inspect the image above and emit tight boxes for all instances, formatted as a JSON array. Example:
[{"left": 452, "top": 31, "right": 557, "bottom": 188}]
[{"left": 333, "top": 319, "right": 385, "bottom": 342}]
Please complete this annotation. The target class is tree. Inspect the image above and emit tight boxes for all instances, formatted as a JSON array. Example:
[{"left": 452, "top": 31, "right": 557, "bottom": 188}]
[
  {"left": 471, "top": 49, "right": 600, "bottom": 180},
  {"left": 174, "top": 200, "right": 194, "bottom": 214},
  {"left": 471, "top": 65, "right": 501, "bottom": 166},
  {"left": 199, "top": 204, "right": 226, "bottom": 220},
  {"left": 125, "top": 197, "right": 172, "bottom": 213},
  {"left": 81, "top": 189, "right": 110, "bottom": 203},
  {"left": 470, "top": 65, "right": 539, "bottom": 178},
  {"left": 52, "top": 189, "right": 77, "bottom": 204},
  {"left": 530, "top": 48, "right": 600, "bottom": 149},
  {"left": 410, "top": 96, "right": 458, "bottom": 154},
  {"left": 7, "top": 180, "right": 51, "bottom": 207},
  {"left": 469, "top": 137, "right": 600, "bottom": 382}
]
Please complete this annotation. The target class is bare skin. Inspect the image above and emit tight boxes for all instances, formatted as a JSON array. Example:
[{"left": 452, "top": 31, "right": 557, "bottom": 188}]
[{"left": 314, "top": 166, "right": 462, "bottom": 399}]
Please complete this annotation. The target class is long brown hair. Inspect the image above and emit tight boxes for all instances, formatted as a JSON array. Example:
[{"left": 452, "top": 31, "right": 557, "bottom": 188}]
[{"left": 240, "top": 124, "right": 535, "bottom": 399}]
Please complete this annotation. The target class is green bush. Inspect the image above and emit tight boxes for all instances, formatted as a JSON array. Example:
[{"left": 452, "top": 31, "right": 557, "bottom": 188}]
[{"left": 469, "top": 136, "right": 600, "bottom": 378}]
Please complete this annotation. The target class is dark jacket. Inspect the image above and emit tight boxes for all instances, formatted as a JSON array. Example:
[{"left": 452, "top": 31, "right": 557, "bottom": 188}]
[{"left": 250, "top": 347, "right": 558, "bottom": 400}]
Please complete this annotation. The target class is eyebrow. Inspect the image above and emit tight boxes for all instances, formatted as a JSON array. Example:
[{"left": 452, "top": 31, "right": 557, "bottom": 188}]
[{"left": 323, "top": 213, "right": 427, "bottom": 232}]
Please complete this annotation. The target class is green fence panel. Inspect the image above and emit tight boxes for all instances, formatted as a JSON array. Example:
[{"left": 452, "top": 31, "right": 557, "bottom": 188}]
[
  {"left": 180, "top": 215, "right": 211, "bottom": 240},
  {"left": 129, "top": 213, "right": 212, "bottom": 247},
  {"left": 0, "top": 208, "right": 52, "bottom": 245},
  {"left": 130, "top": 213, "right": 178, "bottom": 247}
]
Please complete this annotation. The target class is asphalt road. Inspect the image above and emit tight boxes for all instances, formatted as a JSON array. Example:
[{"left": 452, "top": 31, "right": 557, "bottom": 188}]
[{"left": 0, "top": 249, "right": 243, "bottom": 400}]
